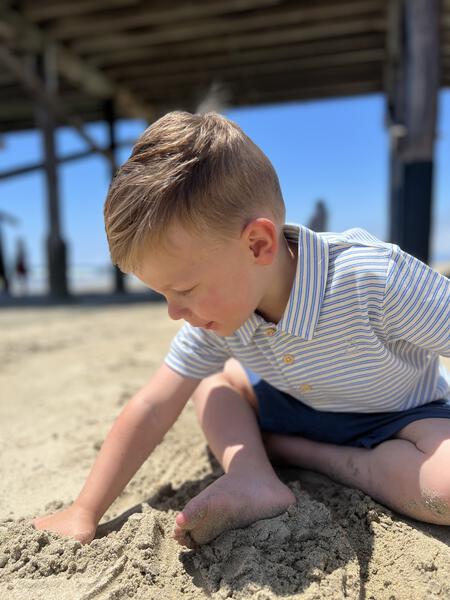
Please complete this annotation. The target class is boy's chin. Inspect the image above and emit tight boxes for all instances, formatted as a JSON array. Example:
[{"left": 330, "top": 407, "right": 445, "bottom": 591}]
[
  {"left": 198, "top": 318, "right": 245, "bottom": 337},
  {"left": 213, "top": 323, "right": 242, "bottom": 337}
]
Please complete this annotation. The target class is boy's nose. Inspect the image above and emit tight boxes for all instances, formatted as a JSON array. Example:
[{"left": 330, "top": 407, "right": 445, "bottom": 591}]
[{"left": 167, "top": 302, "right": 189, "bottom": 321}]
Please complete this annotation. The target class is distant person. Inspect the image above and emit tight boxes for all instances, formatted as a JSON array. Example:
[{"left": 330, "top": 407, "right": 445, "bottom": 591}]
[
  {"left": 307, "top": 199, "right": 328, "bottom": 232},
  {"left": 14, "top": 238, "right": 28, "bottom": 296},
  {"left": 0, "top": 226, "right": 9, "bottom": 295},
  {"left": 33, "top": 112, "right": 450, "bottom": 548}
]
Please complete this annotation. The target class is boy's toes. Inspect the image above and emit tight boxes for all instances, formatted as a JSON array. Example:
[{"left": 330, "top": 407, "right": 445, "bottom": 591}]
[
  {"left": 173, "top": 499, "right": 209, "bottom": 547},
  {"left": 175, "top": 502, "right": 207, "bottom": 530},
  {"left": 172, "top": 528, "right": 197, "bottom": 549}
]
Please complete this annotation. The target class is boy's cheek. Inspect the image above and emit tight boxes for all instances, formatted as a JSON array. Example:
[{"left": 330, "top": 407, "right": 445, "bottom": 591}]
[{"left": 203, "top": 288, "right": 223, "bottom": 309}]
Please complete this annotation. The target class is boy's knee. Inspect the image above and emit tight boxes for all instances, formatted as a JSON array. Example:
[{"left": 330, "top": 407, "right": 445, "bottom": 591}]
[
  {"left": 191, "top": 372, "right": 229, "bottom": 404},
  {"left": 191, "top": 363, "right": 258, "bottom": 411},
  {"left": 223, "top": 359, "right": 258, "bottom": 410},
  {"left": 419, "top": 488, "right": 450, "bottom": 522},
  {"left": 417, "top": 440, "right": 450, "bottom": 522}
]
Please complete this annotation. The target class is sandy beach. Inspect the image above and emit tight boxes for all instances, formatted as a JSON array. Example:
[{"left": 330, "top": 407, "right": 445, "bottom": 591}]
[{"left": 1, "top": 300, "right": 450, "bottom": 599}]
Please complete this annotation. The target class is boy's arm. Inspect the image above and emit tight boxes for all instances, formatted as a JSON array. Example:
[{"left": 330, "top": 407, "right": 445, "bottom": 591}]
[
  {"left": 33, "top": 363, "right": 199, "bottom": 542},
  {"left": 383, "top": 246, "right": 450, "bottom": 356}
]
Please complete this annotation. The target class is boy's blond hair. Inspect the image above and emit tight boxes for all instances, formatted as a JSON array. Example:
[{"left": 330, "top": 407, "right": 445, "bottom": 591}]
[{"left": 104, "top": 111, "right": 285, "bottom": 272}]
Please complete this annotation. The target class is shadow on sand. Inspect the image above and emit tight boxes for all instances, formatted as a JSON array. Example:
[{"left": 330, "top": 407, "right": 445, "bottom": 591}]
[
  {"left": 94, "top": 449, "right": 450, "bottom": 599},
  {"left": 94, "top": 461, "right": 370, "bottom": 598}
]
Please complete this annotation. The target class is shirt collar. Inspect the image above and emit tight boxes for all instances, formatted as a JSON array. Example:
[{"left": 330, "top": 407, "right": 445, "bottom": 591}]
[{"left": 234, "top": 223, "right": 329, "bottom": 345}]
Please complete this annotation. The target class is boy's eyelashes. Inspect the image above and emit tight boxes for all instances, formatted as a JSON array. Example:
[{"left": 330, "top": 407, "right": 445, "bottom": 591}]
[{"left": 175, "top": 286, "right": 196, "bottom": 297}]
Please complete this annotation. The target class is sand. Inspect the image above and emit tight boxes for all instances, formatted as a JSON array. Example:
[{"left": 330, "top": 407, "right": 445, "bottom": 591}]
[{"left": 1, "top": 301, "right": 450, "bottom": 599}]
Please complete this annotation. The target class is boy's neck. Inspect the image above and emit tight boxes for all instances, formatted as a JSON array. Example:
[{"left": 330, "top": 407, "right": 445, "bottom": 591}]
[{"left": 255, "top": 235, "right": 298, "bottom": 324}]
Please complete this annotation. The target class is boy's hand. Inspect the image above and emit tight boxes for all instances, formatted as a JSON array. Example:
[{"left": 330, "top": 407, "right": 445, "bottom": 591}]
[
  {"left": 32, "top": 502, "right": 98, "bottom": 545},
  {"left": 30, "top": 365, "right": 198, "bottom": 547}
]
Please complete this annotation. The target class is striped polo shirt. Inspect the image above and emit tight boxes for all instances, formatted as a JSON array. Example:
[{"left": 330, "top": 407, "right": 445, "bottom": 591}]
[{"left": 164, "top": 224, "right": 450, "bottom": 413}]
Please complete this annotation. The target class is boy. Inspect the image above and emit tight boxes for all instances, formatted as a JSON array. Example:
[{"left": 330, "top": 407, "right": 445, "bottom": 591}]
[{"left": 33, "top": 111, "right": 450, "bottom": 548}]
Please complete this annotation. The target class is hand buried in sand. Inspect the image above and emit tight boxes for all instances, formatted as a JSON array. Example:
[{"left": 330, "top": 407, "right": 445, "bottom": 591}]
[{"left": 32, "top": 503, "right": 98, "bottom": 545}]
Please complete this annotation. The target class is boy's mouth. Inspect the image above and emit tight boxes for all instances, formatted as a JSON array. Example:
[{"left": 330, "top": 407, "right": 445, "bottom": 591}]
[{"left": 204, "top": 321, "right": 215, "bottom": 330}]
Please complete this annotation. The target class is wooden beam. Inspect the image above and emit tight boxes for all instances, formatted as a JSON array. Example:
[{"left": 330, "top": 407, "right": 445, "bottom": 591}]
[
  {"left": 0, "top": 86, "right": 97, "bottom": 105},
  {"left": 47, "top": 0, "right": 284, "bottom": 40},
  {"left": 73, "top": 15, "right": 386, "bottom": 54},
  {"left": 0, "top": 139, "right": 136, "bottom": 181},
  {"left": 0, "top": 97, "right": 102, "bottom": 122},
  {"left": 138, "top": 73, "right": 382, "bottom": 105},
  {"left": 105, "top": 35, "right": 385, "bottom": 79},
  {"left": 87, "top": 21, "right": 386, "bottom": 72},
  {"left": 0, "top": 112, "right": 107, "bottom": 134},
  {"left": 239, "top": 81, "right": 382, "bottom": 105},
  {"left": 94, "top": 32, "right": 385, "bottom": 68},
  {"left": 50, "top": 1, "right": 380, "bottom": 41},
  {"left": 0, "top": 3, "right": 153, "bottom": 120},
  {"left": 0, "top": 71, "right": 16, "bottom": 84},
  {"left": 114, "top": 49, "right": 385, "bottom": 89},
  {"left": 22, "top": 0, "right": 140, "bottom": 23},
  {"left": 0, "top": 46, "right": 111, "bottom": 160},
  {"left": 0, "top": 82, "right": 20, "bottom": 100},
  {"left": 131, "top": 63, "right": 383, "bottom": 98}
]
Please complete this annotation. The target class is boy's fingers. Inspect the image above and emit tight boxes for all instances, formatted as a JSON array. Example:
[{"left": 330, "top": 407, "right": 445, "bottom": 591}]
[{"left": 31, "top": 517, "right": 42, "bottom": 529}]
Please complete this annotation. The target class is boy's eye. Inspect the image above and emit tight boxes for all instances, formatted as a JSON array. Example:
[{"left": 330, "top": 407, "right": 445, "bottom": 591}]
[{"left": 177, "top": 287, "right": 195, "bottom": 297}]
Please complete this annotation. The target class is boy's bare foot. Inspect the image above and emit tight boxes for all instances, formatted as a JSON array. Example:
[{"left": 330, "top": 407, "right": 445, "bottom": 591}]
[
  {"left": 173, "top": 471, "right": 296, "bottom": 547},
  {"left": 32, "top": 503, "right": 98, "bottom": 545}
]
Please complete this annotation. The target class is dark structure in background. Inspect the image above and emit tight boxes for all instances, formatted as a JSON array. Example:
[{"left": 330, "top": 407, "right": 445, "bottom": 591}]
[
  {"left": 307, "top": 200, "right": 329, "bottom": 233},
  {"left": 0, "top": 210, "right": 18, "bottom": 294},
  {"left": 14, "top": 237, "right": 28, "bottom": 294},
  {"left": 0, "top": 224, "right": 8, "bottom": 294},
  {"left": 0, "top": 0, "right": 448, "bottom": 297},
  {"left": 386, "top": 1, "right": 441, "bottom": 265}
]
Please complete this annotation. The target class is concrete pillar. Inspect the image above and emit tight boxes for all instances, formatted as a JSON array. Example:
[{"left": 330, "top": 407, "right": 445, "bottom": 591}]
[
  {"left": 104, "top": 98, "right": 126, "bottom": 293},
  {"left": 386, "top": 0, "right": 440, "bottom": 264},
  {"left": 34, "top": 49, "right": 69, "bottom": 297}
]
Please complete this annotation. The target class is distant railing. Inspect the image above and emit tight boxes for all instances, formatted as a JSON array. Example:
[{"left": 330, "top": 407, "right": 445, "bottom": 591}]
[{"left": 5, "top": 264, "right": 147, "bottom": 296}]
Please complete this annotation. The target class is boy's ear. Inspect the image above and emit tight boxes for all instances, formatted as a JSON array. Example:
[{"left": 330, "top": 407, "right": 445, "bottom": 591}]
[{"left": 243, "top": 218, "right": 278, "bottom": 265}]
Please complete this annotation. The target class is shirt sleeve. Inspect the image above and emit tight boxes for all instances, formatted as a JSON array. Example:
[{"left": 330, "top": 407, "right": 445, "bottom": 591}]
[
  {"left": 383, "top": 245, "right": 450, "bottom": 356},
  {"left": 164, "top": 323, "right": 231, "bottom": 379}
]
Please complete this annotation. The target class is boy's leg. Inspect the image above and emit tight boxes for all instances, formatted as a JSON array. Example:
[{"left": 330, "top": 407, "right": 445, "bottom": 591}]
[
  {"left": 264, "top": 418, "right": 450, "bottom": 525},
  {"left": 173, "top": 359, "right": 296, "bottom": 546}
]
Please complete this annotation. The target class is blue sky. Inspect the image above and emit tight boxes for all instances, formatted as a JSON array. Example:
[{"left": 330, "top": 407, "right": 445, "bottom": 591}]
[{"left": 0, "top": 91, "right": 449, "bottom": 271}]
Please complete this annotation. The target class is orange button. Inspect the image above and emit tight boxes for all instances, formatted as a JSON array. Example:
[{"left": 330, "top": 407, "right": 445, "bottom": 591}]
[
  {"left": 299, "top": 383, "right": 313, "bottom": 393},
  {"left": 283, "top": 354, "right": 294, "bottom": 364}
]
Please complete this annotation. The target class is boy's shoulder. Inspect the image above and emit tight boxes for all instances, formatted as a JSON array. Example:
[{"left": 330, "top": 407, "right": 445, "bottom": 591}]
[
  {"left": 315, "top": 227, "right": 395, "bottom": 286},
  {"left": 286, "top": 223, "right": 393, "bottom": 254},
  {"left": 318, "top": 227, "right": 393, "bottom": 252}
]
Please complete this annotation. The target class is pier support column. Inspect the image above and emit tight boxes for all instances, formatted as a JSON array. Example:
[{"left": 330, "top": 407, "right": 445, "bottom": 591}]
[
  {"left": 386, "top": 0, "right": 440, "bottom": 264},
  {"left": 34, "top": 48, "right": 69, "bottom": 297},
  {"left": 104, "top": 98, "right": 125, "bottom": 293}
]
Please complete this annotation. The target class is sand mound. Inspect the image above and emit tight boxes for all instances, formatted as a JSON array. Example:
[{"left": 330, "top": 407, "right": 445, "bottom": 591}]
[
  {"left": 0, "top": 481, "right": 361, "bottom": 599},
  {"left": 0, "top": 508, "right": 174, "bottom": 600},
  {"left": 2, "top": 478, "right": 450, "bottom": 599},
  {"left": 1, "top": 304, "right": 450, "bottom": 599},
  {"left": 191, "top": 482, "right": 360, "bottom": 599}
]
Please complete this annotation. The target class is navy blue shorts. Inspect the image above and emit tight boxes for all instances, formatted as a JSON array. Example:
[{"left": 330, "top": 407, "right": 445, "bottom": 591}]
[{"left": 246, "top": 371, "right": 450, "bottom": 449}]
